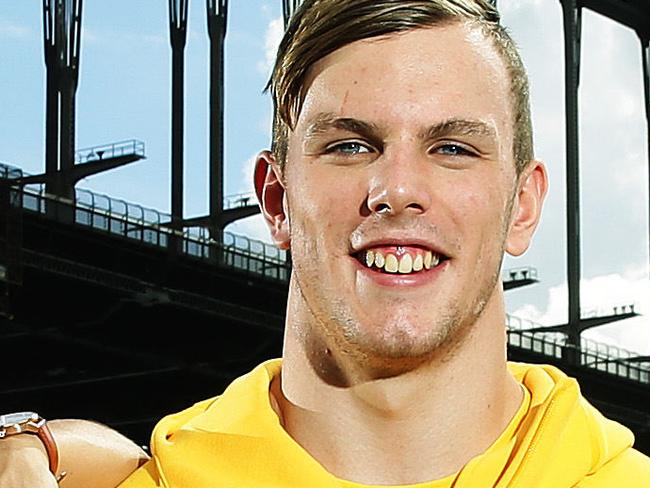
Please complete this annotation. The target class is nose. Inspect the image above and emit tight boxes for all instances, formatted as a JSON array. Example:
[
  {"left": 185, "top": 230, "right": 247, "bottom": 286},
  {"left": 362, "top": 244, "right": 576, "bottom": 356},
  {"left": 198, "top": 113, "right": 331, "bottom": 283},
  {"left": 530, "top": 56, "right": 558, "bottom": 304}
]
[{"left": 366, "top": 153, "right": 432, "bottom": 217}]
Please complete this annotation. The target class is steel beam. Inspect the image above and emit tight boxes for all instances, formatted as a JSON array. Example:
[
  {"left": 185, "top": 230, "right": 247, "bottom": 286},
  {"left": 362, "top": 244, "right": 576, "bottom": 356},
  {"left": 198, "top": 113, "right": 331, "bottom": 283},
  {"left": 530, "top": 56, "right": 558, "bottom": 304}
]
[
  {"left": 581, "top": 0, "right": 650, "bottom": 40},
  {"left": 639, "top": 35, "right": 650, "bottom": 278},
  {"left": 283, "top": 0, "right": 301, "bottom": 28},
  {"left": 561, "top": 0, "right": 583, "bottom": 362},
  {"left": 58, "top": 0, "right": 83, "bottom": 186},
  {"left": 206, "top": 0, "right": 227, "bottom": 234},
  {"left": 523, "top": 308, "right": 638, "bottom": 335},
  {"left": 17, "top": 155, "right": 145, "bottom": 187},
  {"left": 42, "top": 0, "right": 58, "bottom": 188},
  {"left": 42, "top": 0, "right": 83, "bottom": 202},
  {"left": 169, "top": 0, "right": 189, "bottom": 235},
  {"left": 21, "top": 249, "right": 286, "bottom": 332}
]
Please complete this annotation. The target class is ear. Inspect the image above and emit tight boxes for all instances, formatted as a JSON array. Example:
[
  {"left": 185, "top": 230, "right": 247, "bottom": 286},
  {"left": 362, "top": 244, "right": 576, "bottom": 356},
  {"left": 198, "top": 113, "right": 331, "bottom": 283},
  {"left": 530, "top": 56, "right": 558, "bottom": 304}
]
[
  {"left": 254, "top": 150, "right": 291, "bottom": 250},
  {"left": 505, "top": 160, "right": 548, "bottom": 256}
]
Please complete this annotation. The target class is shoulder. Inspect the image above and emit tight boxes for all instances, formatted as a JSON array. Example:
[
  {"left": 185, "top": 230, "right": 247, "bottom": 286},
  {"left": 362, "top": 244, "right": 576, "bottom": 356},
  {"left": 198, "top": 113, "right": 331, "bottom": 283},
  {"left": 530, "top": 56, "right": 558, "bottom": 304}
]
[
  {"left": 577, "top": 447, "right": 650, "bottom": 487},
  {"left": 117, "top": 360, "right": 283, "bottom": 487},
  {"left": 151, "top": 396, "right": 219, "bottom": 438},
  {"left": 115, "top": 398, "right": 221, "bottom": 488}
]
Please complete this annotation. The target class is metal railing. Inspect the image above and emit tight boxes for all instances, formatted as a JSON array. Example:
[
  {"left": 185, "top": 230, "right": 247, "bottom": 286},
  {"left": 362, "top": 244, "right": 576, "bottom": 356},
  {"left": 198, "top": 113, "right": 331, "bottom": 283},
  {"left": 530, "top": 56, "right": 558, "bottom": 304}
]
[
  {"left": 506, "top": 314, "right": 650, "bottom": 384},
  {"left": 75, "top": 140, "right": 145, "bottom": 164},
  {"left": 223, "top": 191, "right": 257, "bottom": 210},
  {"left": 0, "top": 163, "right": 23, "bottom": 179},
  {"left": 74, "top": 187, "right": 169, "bottom": 247},
  {"left": 0, "top": 161, "right": 289, "bottom": 282},
  {"left": 581, "top": 303, "right": 638, "bottom": 318},
  {"left": 503, "top": 266, "right": 538, "bottom": 283}
]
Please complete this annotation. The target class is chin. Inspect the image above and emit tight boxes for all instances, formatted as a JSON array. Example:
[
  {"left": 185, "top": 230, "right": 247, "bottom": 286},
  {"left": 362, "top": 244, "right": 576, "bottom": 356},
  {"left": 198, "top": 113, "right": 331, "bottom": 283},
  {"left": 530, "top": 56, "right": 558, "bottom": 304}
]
[{"left": 339, "top": 311, "right": 463, "bottom": 368}]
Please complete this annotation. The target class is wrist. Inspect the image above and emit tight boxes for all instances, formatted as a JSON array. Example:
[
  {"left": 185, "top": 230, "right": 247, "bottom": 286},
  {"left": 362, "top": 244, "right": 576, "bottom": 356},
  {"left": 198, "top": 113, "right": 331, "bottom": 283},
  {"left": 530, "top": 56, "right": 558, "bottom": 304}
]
[
  {"left": 0, "top": 432, "right": 49, "bottom": 453},
  {"left": 0, "top": 434, "right": 50, "bottom": 471},
  {"left": 0, "top": 412, "right": 60, "bottom": 478}
]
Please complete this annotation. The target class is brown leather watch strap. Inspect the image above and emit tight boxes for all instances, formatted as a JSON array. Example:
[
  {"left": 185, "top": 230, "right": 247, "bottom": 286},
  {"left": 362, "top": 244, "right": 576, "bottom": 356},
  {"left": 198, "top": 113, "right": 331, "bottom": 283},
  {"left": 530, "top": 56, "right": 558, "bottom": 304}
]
[{"left": 36, "top": 421, "right": 60, "bottom": 476}]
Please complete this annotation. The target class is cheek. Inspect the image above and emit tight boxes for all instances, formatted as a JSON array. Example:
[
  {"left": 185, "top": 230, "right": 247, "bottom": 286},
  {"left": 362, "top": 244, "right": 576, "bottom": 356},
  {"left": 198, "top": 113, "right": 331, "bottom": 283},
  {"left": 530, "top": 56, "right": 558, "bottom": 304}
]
[
  {"left": 442, "top": 177, "right": 509, "bottom": 244},
  {"left": 286, "top": 186, "right": 349, "bottom": 258},
  {"left": 288, "top": 166, "right": 364, "bottom": 228}
]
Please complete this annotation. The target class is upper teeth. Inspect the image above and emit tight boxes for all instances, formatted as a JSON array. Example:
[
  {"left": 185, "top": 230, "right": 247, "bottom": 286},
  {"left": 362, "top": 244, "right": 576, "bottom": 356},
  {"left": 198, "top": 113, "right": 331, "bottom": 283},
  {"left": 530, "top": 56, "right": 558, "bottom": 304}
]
[{"left": 363, "top": 249, "right": 440, "bottom": 274}]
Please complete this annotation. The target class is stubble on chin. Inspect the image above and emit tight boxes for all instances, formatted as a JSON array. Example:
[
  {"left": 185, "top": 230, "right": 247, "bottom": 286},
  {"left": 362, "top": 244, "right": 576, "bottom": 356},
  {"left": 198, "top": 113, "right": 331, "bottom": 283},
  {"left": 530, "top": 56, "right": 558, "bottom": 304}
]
[
  {"left": 293, "top": 271, "right": 495, "bottom": 382},
  {"left": 288, "top": 216, "right": 508, "bottom": 382}
]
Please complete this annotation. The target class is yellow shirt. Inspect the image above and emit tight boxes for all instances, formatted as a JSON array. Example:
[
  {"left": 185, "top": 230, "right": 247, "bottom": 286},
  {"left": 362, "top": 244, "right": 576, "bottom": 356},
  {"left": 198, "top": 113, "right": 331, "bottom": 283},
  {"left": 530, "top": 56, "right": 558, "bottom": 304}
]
[{"left": 119, "top": 360, "right": 650, "bottom": 487}]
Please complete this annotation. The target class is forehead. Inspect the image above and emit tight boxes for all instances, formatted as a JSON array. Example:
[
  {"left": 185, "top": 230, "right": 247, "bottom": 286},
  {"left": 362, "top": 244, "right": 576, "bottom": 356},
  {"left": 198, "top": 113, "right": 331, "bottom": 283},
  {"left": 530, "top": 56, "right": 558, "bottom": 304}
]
[{"left": 295, "top": 22, "right": 512, "bottom": 140}]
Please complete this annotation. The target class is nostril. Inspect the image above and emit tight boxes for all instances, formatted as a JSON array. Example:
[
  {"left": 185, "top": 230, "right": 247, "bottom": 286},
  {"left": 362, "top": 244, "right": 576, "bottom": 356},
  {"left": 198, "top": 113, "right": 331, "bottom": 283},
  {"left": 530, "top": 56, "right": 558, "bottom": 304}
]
[
  {"left": 375, "top": 203, "right": 392, "bottom": 215},
  {"left": 406, "top": 202, "right": 424, "bottom": 212}
]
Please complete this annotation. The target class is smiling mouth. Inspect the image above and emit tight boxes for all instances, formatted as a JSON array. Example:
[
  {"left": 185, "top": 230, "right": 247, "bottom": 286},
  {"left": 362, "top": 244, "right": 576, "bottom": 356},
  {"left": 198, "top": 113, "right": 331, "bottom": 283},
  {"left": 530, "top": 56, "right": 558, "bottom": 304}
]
[{"left": 355, "top": 247, "right": 448, "bottom": 275}]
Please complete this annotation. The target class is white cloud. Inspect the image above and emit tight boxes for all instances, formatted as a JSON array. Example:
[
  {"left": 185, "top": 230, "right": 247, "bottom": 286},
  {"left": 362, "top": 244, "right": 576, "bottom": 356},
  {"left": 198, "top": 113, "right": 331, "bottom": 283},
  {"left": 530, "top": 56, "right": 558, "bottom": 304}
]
[
  {"left": 501, "top": 1, "right": 649, "bottom": 356},
  {"left": 257, "top": 16, "right": 284, "bottom": 76},
  {"left": 240, "top": 152, "right": 259, "bottom": 193},
  {"left": 498, "top": 0, "right": 543, "bottom": 16},
  {"left": 511, "top": 270, "right": 650, "bottom": 354},
  {"left": 224, "top": 151, "right": 269, "bottom": 242},
  {"left": 226, "top": 214, "right": 272, "bottom": 244},
  {"left": 238, "top": 153, "right": 257, "bottom": 204},
  {"left": 611, "top": 149, "right": 646, "bottom": 192}
]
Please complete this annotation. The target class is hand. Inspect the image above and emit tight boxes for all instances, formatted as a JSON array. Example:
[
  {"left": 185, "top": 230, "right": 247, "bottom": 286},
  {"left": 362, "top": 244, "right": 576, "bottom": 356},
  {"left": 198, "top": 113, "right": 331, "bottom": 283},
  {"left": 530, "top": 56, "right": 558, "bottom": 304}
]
[{"left": 0, "top": 434, "right": 58, "bottom": 488}]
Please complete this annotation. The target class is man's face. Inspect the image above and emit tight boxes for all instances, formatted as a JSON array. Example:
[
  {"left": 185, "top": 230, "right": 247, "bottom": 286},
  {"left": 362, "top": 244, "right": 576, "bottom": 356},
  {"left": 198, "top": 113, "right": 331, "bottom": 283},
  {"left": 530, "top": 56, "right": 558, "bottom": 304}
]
[{"left": 275, "top": 23, "right": 526, "bottom": 367}]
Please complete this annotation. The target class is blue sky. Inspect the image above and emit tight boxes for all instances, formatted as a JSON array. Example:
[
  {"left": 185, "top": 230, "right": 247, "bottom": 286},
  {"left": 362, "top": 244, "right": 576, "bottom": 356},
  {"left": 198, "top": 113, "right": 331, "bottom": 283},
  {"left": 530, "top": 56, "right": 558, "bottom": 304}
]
[
  {"left": 0, "top": 0, "right": 279, "bottom": 216},
  {"left": 1, "top": 1, "right": 649, "bottom": 353}
]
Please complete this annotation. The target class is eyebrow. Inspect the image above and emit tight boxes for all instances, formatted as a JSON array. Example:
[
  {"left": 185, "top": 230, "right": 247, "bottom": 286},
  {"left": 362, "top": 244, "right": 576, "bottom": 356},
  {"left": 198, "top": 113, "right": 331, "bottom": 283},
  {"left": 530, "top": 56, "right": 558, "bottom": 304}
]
[
  {"left": 419, "top": 118, "right": 497, "bottom": 142},
  {"left": 303, "top": 112, "right": 497, "bottom": 144},
  {"left": 304, "top": 113, "right": 384, "bottom": 141}
]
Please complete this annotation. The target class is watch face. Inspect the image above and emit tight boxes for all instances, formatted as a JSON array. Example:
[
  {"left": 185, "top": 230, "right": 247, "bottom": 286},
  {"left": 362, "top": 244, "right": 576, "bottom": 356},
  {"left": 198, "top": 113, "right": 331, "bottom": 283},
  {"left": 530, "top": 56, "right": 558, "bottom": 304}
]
[
  {"left": 0, "top": 412, "right": 43, "bottom": 437},
  {"left": 0, "top": 412, "right": 38, "bottom": 427}
]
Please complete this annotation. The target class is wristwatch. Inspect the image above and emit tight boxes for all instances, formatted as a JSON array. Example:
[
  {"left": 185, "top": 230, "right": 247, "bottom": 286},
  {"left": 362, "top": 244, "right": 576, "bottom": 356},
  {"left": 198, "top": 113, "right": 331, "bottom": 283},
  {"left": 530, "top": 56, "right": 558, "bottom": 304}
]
[{"left": 0, "top": 412, "right": 60, "bottom": 476}]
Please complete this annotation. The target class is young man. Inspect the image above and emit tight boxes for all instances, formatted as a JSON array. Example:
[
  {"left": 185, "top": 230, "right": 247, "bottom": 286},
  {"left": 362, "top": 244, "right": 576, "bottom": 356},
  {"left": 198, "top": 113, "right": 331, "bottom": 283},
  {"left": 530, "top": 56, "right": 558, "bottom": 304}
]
[{"left": 2, "top": 0, "right": 650, "bottom": 486}]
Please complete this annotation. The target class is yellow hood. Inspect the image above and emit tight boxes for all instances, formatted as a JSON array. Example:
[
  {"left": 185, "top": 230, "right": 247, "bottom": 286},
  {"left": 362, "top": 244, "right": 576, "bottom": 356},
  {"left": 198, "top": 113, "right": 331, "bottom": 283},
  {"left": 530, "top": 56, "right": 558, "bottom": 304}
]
[{"left": 119, "top": 359, "right": 650, "bottom": 487}]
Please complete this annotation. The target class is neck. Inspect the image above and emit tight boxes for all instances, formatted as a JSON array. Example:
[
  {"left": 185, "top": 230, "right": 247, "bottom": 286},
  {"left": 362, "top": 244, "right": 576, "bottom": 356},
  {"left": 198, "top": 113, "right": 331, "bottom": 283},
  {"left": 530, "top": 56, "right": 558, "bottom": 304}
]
[{"left": 273, "top": 284, "right": 523, "bottom": 485}]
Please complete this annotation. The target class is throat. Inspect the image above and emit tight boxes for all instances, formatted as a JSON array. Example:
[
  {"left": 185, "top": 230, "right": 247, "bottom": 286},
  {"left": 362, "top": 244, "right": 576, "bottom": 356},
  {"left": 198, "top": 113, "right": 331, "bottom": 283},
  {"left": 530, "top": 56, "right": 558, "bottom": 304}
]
[
  {"left": 278, "top": 327, "right": 523, "bottom": 485},
  {"left": 277, "top": 371, "right": 524, "bottom": 486}
]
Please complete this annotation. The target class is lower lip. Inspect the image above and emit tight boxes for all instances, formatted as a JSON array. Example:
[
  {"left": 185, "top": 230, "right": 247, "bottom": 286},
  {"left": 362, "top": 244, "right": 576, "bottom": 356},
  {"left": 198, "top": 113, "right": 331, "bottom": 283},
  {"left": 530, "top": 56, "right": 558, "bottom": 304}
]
[{"left": 352, "top": 257, "right": 448, "bottom": 287}]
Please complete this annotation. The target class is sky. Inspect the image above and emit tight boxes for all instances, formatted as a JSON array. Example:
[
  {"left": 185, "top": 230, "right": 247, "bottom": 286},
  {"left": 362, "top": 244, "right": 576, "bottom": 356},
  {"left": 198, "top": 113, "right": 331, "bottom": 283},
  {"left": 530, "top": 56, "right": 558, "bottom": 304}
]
[{"left": 0, "top": 1, "right": 648, "bottom": 354}]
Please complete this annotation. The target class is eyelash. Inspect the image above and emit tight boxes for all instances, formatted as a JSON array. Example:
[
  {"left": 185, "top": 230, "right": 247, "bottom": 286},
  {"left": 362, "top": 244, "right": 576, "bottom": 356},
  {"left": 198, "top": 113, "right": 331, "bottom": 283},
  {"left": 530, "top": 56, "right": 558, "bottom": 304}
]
[
  {"left": 323, "top": 141, "right": 478, "bottom": 158},
  {"left": 324, "top": 141, "right": 373, "bottom": 155},
  {"left": 431, "top": 143, "right": 477, "bottom": 157}
]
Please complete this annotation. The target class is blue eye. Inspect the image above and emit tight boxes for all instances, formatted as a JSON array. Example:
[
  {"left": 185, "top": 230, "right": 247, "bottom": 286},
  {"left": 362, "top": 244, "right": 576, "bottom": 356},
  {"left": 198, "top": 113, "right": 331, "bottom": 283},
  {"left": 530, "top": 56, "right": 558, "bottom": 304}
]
[
  {"left": 327, "top": 142, "right": 371, "bottom": 155},
  {"left": 436, "top": 144, "right": 474, "bottom": 156}
]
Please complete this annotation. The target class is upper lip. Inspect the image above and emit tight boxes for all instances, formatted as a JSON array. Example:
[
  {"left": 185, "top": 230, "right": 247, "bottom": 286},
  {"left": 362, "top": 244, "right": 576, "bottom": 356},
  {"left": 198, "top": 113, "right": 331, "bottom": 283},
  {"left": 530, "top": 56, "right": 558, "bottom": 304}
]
[{"left": 350, "top": 236, "right": 449, "bottom": 258}]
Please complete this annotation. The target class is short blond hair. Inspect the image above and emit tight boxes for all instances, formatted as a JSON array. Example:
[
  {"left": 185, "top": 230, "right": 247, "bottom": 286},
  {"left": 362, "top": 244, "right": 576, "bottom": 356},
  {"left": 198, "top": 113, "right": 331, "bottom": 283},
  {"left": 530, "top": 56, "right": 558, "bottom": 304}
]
[{"left": 267, "top": 0, "right": 533, "bottom": 175}]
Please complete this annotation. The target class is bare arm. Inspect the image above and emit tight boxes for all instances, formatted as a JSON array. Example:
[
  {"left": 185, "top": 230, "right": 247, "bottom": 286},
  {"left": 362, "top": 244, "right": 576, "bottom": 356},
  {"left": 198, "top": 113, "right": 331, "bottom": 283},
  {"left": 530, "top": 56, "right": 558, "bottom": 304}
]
[{"left": 0, "top": 419, "right": 149, "bottom": 488}]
